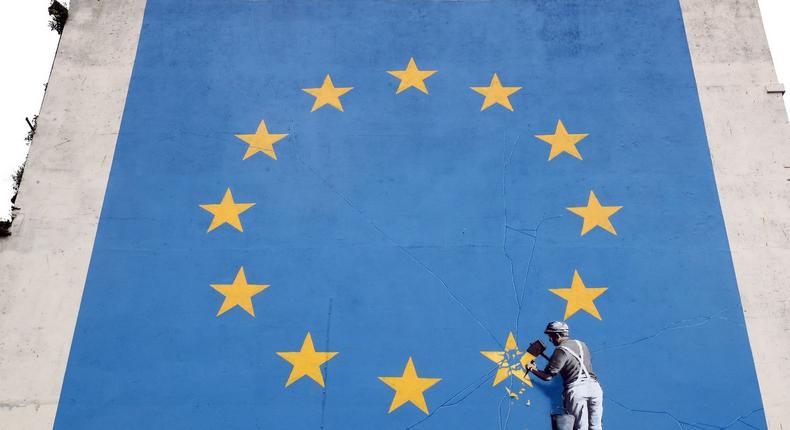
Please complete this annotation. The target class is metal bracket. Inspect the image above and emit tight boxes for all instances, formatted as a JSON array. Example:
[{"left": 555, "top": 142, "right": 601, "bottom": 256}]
[{"left": 766, "top": 83, "right": 785, "bottom": 94}]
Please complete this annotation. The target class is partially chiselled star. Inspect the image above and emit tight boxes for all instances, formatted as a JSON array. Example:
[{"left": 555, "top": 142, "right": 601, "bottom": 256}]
[
  {"left": 480, "top": 332, "right": 534, "bottom": 387},
  {"left": 566, "top": 191, "right": 623, "bottom": 236},
  {"left": 276, "top": 332, "right": 338, "bottom": 387},
  {"left": 199, "top": 188, "right": 255, "bottom": 233},
  {"left": 378, "top": 357, "right": 441, "bottom": 415},
  {"left": 234, "top": 120, "right": 288, "bottom": 160},
  {"left": 210, "top": 266, "right": 269, "bottom": 317},
  {"left": 387, "top": 57, "right": 437, "bottom": 94},
  {"left": 302, "top": 74, "right": 353, "bottom": 112},
  {"left": 535, "top": 119, "right": 589, "bottom": 160},
  {"left": 549, "top": 270, "right": 608, "bottom": 320},
  {"left": 470, "top": 73, "right": 522, "bottom": 111}
]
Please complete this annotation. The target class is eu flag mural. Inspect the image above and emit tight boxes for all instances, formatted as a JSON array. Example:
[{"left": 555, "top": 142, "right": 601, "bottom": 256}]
[{"left": 54, "top": 1, "right": 767, "bottom": 429}]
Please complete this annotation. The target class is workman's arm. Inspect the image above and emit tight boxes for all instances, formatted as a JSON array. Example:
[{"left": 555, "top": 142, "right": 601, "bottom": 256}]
[
  {"left": 526, "top": 348, "right": 566, "bottom": 382},
  {"left": 526, "top": 362, "right": 553, "bottom": 381}
]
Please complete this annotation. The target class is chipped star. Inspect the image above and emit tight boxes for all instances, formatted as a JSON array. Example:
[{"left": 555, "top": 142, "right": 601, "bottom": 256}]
[{"left": 480, "top": 332, "right": 534, "bottom": 387}]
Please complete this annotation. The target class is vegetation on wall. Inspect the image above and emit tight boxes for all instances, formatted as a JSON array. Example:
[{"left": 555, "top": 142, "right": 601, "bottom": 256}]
[
  {"left": 1, "top": 116, "right": 36, "bottom": 237},
  {"left": 1, "top": 1, "right": 66, "bottom": 238},
  {"left": 48, "top": 1, "right": 68, "bottom": 35}
]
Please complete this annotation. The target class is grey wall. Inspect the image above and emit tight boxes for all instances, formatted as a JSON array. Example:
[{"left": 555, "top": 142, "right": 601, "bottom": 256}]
[
  {"left": 681, "top": 1, "right": 790, "bottom": 428},
  {"left": 0, "top": 1, "right": 147, "bottom": 428}
]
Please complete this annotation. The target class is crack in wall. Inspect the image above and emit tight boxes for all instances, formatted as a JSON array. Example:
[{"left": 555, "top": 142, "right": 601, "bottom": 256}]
[
  {"left": 498, "top": 390, "right": 513, "bottom": 430},
  {"left": 319, "top": 298, "right": 333, "bottom": 430},
  {"left": 609, "top": 397, "right": 764, "bottom": 430},
  {"left": 404, "top": 366, "right": 499, "bottom": 429},
  {"left": 502, "top": 133, "right": 523, "bottom": 310},
  {"left": 512, "top": 216, "right": 563, "bottom": 343},
  {"left": 497, "top": 375, "right": 523, "bottom": 430},
  {"left": 499, "top": 131, "right": 565, "bottom": 351},
  {"left": 290, "top": 143, "right": 503, "bottom": 348},
  {"left": 592, "top": 308, "right": 735, "bottom": 354},
  {"left": 282, "top": 133, "right": 751, "bottom": 429}
]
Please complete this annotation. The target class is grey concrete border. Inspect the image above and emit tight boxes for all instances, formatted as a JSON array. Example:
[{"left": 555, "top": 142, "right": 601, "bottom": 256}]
[
  {"left": 0, "top": 0, "right": 147, "bottom": 428},
  {"left": 681, "top": 1, "right": 790, "bottom": 428}
]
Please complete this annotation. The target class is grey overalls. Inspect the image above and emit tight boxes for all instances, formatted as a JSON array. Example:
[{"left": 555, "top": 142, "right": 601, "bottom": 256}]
[{"left": 557, "top": 340, "right": 604, "bottom": 430}]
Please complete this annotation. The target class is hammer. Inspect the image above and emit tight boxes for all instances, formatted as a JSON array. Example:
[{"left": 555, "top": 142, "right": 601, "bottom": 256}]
[{"left": 526, "top": 339, "right": 551, "bottom": 362}]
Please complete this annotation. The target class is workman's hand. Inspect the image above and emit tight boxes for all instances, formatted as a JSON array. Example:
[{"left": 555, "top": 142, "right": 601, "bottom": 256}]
[{"left": 525, "top": 361, "right": 538, "bottom": 372}]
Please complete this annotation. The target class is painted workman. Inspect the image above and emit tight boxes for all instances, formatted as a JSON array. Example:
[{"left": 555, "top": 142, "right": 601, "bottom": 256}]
[{"left": 526, "top": 321, "right": 604, "bottom": 430}]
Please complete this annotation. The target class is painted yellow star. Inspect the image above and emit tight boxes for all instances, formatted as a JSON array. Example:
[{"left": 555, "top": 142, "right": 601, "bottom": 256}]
[
  {"left": 199, "top": 188, "right": 255, "bottom": 233},
  {"left": 234, "top": 120, "right": 288, "bottom": 160},
  {"left": 276, "top": 332, "right": 338, "bottom": 387},
  {"left": 480, "top": 332, "right": 534, "bottom": 387},
  {"left": 549, "top": 270, "right": 608, "bottom": 320},
  {"left": 210, "top": 266, "right": 269, "bottom": 317},
  {"left": 387, "top": 57, "right": 437, "bottom": 94},
  {"left": 566, "top": 191, "right": 623, "bottom": 235},
  {"left": 302, "top": 74, "right": 353, "bottom": 112},
  {"left": 535, "top": 119, "right": 589, "bottom": 160},
  {"left": 378, "top": 357, "right": 441, "bottom": 415},
  {"left": 470, "top": 73, "right": 522, "bottom": 111}
]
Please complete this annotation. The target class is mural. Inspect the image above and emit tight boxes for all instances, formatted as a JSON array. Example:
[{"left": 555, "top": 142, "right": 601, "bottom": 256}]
[{"left": 55, "top": 1, "right": 767, "bottom": 429}]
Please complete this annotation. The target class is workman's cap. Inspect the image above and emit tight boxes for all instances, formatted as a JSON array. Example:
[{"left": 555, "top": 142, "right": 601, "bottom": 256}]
[{"left": 544, "top": 321, "right": 570, "bottom": 334}]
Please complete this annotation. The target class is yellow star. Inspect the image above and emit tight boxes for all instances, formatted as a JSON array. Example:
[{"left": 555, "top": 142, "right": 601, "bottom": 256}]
[
  {"left": 387, "top": 57, "right": 437, "bottom": 94},
  {"left": 302, "top": 74, "right": 353, "bottom": 112},
  {"left": 234, "top": 120, "right": 288, "bottom": 160},
  {"left": 276, "top": 332, "right": 338, "bottom": 387},
  {"left": 199, "top": 188, "right": 255, "bottom": 233},
  {"left": 549, "top": 270, "right": 608, "bottom": 320},
  {"left": 470, "top": 73, "right": 522, "bottom": 111},
  {"left": 535, "top": 119, "right": 589, "bottom": 160},
  {"left": 480, "top": 332, "right": 534, "bottom": 387},
  {"left": 210, "top": 266, "right": 269, "bottom": 317},
  {"left": 566, "top": 191, "right": 623, "bottom": 236},
  {"left": 378, "top": 357, "right": 441, "bottom": 415}
]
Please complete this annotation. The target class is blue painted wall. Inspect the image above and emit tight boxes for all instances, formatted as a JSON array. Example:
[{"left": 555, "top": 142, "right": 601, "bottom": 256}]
[{"left": 55, "top": 1, "right": 766, "bottom": 428}]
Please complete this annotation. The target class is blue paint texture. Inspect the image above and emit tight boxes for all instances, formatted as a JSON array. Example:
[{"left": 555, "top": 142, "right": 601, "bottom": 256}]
[{"left": 55, "top": 1, "right": 767, "bottom": 428}]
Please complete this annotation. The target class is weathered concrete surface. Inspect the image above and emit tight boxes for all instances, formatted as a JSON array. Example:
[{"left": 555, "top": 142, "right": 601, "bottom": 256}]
[
  {"left": 682, "top": 0, "right": 790, "bottom": 428},
  {"left": 0, "top": 1, "right": 146, "bottom": 428}
]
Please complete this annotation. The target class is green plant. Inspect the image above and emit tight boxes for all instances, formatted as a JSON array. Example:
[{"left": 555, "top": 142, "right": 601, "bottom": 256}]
[{"left": 48, "top": 1, "right": 68, "bottom": 35}]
